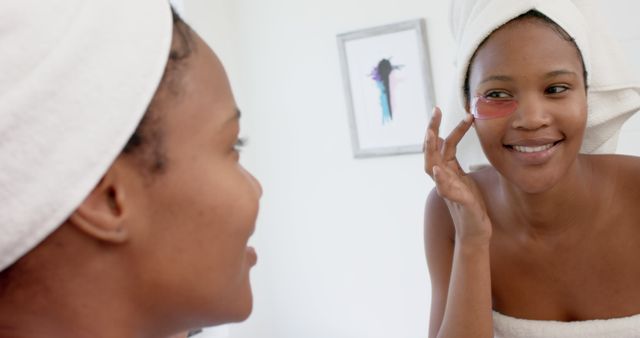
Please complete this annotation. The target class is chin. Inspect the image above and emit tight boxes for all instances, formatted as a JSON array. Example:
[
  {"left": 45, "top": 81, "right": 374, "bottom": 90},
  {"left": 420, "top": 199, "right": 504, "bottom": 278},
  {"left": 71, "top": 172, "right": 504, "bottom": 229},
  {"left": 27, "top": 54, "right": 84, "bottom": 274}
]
[
  {"left": 231, "top": 288, "right": 254, "bottom": 322},
  {"left": 216, "top": 301, "right": 253, "bottom": 326},
  {"left": 507, "top": 170, "right": 561, "bottom": 194},
  {"left": 514, "top": 181, "right": 556, "bottom": 195},
  {"left": 235, "top": 300, "right": 254, "bottom": 322},
  {"left": 210, "top": 281, "right": 254, "bottom": 325}
]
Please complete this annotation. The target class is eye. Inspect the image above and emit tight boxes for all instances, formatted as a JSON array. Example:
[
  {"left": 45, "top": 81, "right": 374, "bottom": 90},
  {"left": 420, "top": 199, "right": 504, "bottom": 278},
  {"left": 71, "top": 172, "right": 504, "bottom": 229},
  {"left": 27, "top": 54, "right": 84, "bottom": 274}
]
[
  {"left": 234, "top": 137, "right": 248, "bottom": 152},
  {"left": 545, "top": 85, "right": 569, "bottom": 95},
  {"left": 484, "top": 90, "right": 512, "bottom": 99},
  {"left": 187, "top": 329, "right": 203, "bottom": 337}
]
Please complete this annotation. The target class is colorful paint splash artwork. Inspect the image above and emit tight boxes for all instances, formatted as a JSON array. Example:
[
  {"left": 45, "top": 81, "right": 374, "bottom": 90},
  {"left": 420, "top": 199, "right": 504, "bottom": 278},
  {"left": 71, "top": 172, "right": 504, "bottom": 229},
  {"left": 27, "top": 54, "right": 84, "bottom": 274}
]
[{"left": 370, "top": 58, "right": 403, "bottom": 124}]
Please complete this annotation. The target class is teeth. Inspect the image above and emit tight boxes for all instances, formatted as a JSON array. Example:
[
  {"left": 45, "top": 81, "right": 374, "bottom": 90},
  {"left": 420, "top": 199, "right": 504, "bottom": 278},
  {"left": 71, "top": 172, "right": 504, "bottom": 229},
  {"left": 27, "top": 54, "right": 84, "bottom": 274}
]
[{"left": 512, "top": 143, "right": 553, "bottom": 153}]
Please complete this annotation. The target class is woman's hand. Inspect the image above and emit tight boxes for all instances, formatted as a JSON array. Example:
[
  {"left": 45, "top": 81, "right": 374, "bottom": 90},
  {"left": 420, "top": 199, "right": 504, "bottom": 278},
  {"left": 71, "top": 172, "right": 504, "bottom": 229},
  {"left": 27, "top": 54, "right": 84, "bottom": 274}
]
[{"left": 424, "top": 107, "right": 492, "bottom": 244}]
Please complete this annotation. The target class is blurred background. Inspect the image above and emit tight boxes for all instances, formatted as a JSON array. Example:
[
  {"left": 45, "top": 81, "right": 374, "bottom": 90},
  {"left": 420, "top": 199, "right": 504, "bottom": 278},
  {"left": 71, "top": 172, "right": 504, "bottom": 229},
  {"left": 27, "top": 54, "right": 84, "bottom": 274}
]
[{"left": 173, "top": 0, "right": 640, "bottom": 337}]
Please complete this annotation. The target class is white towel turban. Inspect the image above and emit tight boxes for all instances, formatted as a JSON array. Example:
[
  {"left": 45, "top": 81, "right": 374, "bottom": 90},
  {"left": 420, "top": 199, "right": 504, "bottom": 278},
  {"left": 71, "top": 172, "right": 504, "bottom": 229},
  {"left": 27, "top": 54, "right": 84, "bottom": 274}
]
[
  {"left": 0, "top": 0, "right": 172, "bottom": 271},
  {"left": 447, "top": 0, "right": 640, "bottom": 169}
]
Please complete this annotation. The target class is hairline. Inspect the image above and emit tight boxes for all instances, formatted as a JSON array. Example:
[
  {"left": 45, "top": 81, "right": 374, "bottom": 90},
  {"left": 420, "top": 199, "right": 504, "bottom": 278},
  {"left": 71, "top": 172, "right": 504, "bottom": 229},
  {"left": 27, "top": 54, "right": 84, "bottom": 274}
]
[{"left": 463, "top": 10, "right": 589, "bottom": 105}]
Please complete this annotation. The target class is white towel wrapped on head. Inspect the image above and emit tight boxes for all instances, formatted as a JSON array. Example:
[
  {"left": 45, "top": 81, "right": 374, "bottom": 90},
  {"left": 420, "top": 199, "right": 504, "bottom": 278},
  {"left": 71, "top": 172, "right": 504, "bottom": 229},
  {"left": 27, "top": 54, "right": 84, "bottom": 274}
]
[
  {"left": 447, "top": 0, "right": 640, "bottom": 169},
  {"left": 0, "top": 0, "right": 173, "bottom": 272}
]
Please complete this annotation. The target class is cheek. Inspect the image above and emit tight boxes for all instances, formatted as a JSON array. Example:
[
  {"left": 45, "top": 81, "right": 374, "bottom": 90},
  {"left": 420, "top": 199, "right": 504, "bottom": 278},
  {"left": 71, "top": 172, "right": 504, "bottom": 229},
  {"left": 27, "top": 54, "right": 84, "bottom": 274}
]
[
  {"left": 144, "top": 162, "right": 258, "bottom": 257},
  {"left": 556, "top": 98, "right": 587, "bottom": 138},
  {"left": 193, "top": 166, "right": 260, "bottom": 267},
  {"left": 574, "top": 102, "right": 588, "bottom": 131},
  {"left": 472, "top": 120, "right": 514, "bottom": 169},
  {"left": 474, "top": 120, "right": 508, "bottom": 147}
]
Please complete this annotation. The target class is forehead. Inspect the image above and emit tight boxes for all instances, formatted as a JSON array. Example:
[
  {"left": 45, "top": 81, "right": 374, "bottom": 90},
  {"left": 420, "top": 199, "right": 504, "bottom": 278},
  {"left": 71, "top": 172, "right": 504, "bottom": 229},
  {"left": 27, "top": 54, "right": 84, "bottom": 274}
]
[
  {"left": 470, "top": 18, "right": 584, "bottom": 78},
  {"left": 174, "top": 34, "right": 235, "bottom": 118},
  {"left": 157, "top": 31, "right": 238, "bottom": 153}
]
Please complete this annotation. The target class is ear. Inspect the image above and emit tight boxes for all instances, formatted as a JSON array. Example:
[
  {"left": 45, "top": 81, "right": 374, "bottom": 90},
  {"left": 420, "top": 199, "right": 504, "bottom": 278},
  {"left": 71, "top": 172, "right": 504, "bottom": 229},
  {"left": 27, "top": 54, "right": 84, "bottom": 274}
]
[{"left": 68, "top": 162, "right": 132, "bottom": 243}]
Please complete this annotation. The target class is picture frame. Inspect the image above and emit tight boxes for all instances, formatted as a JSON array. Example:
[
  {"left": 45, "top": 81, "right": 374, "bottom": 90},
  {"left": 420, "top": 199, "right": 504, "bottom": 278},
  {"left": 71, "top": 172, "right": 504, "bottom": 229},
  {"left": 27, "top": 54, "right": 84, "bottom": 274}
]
[{"left": 337, "top": 19, "right": 436, "bottom": 158}]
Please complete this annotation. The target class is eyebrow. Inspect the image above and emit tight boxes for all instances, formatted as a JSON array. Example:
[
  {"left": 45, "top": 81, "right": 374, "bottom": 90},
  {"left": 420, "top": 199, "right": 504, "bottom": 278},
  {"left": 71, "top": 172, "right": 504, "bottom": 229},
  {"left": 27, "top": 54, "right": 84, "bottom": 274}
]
[
  {"left": 479, "top": 75, "right": 513, "bottom": 85},
  {"left": 479, "top": 70, "right": 578, "bottom": 85},
  {"left": 544, "top": 70, "right": 578, "bottom": 79}
]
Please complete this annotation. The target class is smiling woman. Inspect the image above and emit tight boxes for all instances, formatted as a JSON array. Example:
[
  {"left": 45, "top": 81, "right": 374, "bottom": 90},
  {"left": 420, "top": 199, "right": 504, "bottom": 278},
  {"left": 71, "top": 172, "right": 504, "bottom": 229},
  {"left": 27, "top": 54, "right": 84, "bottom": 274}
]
[
  {"left": 424, "top": 1, "right": 640, "bottom": 338},
  {"left": 468, "top": 13, "right": 588, "bottom": 193}
]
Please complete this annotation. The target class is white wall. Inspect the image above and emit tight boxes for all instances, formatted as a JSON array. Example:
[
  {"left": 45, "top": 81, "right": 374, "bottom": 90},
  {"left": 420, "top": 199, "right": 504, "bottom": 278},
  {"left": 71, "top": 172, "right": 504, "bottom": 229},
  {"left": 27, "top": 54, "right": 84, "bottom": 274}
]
[
  {"left": 600, "top": 0, "right": 640, "bottom": 156},
  {"left": 169, "top": 0, "right": 184, "bottom": 16},
  {"left": 182, "top": 1, "right": 640, "bottom": 337},
  {"left": 184, "top": 1, "right": 453, "bottom": 337}
]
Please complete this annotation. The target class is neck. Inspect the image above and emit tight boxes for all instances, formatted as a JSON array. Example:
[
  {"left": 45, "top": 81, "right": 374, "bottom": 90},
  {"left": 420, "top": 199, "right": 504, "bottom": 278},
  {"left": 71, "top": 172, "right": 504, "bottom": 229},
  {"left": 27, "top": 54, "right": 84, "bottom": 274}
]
[
  {"left": 498, "top": 155, "right": 597, "bottom": 236},
  {"left": 0, "top": 265, "right": 145, "bottom": 338},
  {"left": 0, "top": 227, "right": 178, "bottom": 338}
]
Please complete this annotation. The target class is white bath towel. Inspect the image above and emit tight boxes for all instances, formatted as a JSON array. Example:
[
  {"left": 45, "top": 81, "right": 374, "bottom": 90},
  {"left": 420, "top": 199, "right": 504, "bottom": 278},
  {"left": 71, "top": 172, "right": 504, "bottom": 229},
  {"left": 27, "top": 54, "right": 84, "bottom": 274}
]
[
  {"left": 493, "top": 311, "right": 640, "bottom": 338},
  {"left": 0, "top": 0, "right": 173, "bottom": 271},
  {"left": 446, "top": 0, "right": 640, "bottom": 170}
]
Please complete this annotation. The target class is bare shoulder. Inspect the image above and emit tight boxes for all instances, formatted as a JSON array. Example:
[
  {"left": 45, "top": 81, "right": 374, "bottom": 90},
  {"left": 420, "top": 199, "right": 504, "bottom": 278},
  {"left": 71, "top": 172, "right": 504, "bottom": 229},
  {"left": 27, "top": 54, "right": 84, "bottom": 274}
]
[
  {"left": 424, "top": 164, "right": 497, "bottom": 250},
  {"left": 424, "top": 187, "right": 455, "bottom": 338},
  {"left": 468, "top": 164, "right": 500, "bottom": 195},
  {"left": 586, "top": 154, "right": 640, "bottom": 196},
  {"left": 424, "top": 187, "right": 455, "bottom": 242},
  {"left": 587, "top": 153, "right": 640, "bottom": 169}
]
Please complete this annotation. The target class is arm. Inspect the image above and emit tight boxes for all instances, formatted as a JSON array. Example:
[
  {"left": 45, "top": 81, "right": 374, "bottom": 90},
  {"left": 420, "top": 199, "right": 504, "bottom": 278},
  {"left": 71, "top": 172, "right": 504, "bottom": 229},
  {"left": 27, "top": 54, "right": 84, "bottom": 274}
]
[{"left": 424, "top": 108, "right": 494, "bottom": 338}]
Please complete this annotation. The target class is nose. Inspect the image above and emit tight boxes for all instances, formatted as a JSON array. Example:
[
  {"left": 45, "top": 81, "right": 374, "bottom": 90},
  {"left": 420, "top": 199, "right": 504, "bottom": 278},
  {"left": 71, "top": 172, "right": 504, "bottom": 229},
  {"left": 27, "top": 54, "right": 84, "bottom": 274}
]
[
  {"left": 511, "top": 95, "right": 552, "bottom": 130},
  {"left": 244, "top": 168, "right": 263, "bottom": 198}
]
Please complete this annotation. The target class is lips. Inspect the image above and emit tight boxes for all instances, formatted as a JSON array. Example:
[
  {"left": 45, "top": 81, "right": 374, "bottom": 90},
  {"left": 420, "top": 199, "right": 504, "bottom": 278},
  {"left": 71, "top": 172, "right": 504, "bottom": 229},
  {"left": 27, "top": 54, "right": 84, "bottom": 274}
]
[
  {"left": 504, "top": 137, "right": 564, "bottom": 151},
  {"left": 512, "top": 143, "right": 554, "bottom": 153},
  {"left": 246, "top": 246, "right": 258, "bottom": 266},
  {"left": 502, "top": 137, "right": 564, "bottom": 165}
]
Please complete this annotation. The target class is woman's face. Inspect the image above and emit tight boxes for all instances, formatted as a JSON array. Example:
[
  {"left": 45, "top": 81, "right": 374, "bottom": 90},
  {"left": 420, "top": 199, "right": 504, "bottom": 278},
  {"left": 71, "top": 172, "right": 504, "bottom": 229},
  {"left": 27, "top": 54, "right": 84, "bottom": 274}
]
[
  {"left": 467, "top": 17, "right": 587, "bottom": 193},
  {"left": 125, "top": 31, "right": 262, "bottom": 329}
]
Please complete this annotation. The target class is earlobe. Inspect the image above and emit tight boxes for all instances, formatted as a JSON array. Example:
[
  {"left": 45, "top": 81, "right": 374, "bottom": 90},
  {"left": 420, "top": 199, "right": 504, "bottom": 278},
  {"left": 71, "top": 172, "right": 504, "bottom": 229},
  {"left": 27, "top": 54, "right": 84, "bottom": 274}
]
[{"left": 68, "top": 169, "right": 130, "bottom": 244}]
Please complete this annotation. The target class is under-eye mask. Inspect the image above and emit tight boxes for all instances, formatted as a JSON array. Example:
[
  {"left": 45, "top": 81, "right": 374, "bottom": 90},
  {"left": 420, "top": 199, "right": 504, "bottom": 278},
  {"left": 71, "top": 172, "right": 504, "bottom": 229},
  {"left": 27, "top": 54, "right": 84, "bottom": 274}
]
[{"left": 471, "top": 96, "right": 518, "bottom": 120}]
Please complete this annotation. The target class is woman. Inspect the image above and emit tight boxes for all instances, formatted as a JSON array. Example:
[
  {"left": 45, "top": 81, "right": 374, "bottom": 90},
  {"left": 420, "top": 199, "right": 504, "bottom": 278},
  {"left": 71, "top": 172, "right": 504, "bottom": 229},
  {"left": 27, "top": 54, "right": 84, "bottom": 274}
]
[
  {"left": 0, "top": 1, "right": 260, "bottom": 337},
  {"left": 424, "top": 1, "right": 640, "bottom": 337}
]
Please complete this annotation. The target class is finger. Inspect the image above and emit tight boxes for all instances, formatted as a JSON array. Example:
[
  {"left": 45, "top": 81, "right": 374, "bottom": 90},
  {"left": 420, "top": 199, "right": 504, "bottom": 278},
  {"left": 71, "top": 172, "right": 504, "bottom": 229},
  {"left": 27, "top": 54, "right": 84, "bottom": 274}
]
[
  {"left": 424, "top": 129, "right": 442, "bottom": 176},
  {"left": 423, "top": 122, "right": 437, "bottom": 153},
  {"left": 433, "top": 165, "right": 457, "bottom": 199},
  {"left": 427, "top": 106, "right": 442, "bottom": 141},
  {"left": 442, "top": 113, "right": 473, "bottom": 161},
  {"left": 444, "top": 157, "right": 466, "bottom": 177},
  {"left": 433, "top": 165, "right": 469, "bottom": 205},
  {"left": 437, "top": 136, "right": 444, "bottom": 152},
  {"left": 423, "top": 107, "right": 441, "bottom": 167}
]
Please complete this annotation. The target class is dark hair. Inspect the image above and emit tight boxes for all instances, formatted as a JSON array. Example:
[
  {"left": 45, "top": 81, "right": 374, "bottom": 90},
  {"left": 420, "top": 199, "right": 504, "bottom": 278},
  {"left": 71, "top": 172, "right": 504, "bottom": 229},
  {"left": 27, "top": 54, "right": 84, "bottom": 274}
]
[
  {"left": 121, "top": 7, "right": 194, "bottom": 174},
  {"left": 463, "top": 10, "right": 589, "bottom": 105}
]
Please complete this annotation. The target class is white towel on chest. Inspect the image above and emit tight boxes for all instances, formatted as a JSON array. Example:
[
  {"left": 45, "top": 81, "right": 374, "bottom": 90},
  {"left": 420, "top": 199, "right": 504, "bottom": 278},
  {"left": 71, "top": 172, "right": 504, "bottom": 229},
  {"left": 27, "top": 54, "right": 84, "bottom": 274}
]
[
  {"left": 446, "top": 0, "right": 640, "bottom": 170},
  {"left": 493, "top": 311, "right": 640, "bottom": 338}
]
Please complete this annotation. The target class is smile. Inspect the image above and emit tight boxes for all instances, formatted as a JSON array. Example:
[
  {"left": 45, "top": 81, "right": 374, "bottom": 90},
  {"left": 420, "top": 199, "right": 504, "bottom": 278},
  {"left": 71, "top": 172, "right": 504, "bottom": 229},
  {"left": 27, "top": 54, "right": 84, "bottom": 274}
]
[
  {"left": 512, "top": 143, "right": 554, "bottom": 153},
  {"left": 504, "top": 139, "right": 563, "bottom": 165}
]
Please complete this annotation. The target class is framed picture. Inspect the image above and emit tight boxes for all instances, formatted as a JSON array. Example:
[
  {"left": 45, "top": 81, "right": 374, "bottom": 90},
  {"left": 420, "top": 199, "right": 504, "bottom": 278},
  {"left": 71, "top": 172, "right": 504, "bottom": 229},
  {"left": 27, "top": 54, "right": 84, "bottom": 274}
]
[{"left": 337, "top": 19, "right": 435, "bottom": 158}]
